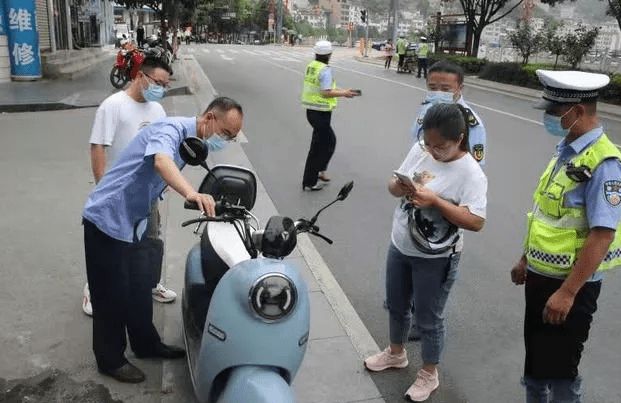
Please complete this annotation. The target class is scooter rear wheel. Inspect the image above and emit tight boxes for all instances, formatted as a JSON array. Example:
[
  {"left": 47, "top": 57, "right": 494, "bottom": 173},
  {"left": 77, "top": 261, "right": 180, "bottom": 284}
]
[{"left": 110, "top": 66, "right": 129, "bottom": 89}]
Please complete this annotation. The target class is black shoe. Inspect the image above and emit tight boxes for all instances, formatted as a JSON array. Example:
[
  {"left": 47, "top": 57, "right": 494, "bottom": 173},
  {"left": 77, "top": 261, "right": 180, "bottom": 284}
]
[
  {"left": 99, "top": 362, "right": 145, "bottom": 383},
  {"left": 135, "top": 342, "right": 186, "bottom": 359}
]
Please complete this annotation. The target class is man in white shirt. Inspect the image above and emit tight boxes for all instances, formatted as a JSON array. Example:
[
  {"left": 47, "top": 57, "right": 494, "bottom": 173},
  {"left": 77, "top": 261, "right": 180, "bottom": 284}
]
[{"left": 83, "top": 56, "right": 176, "bottom": 316}]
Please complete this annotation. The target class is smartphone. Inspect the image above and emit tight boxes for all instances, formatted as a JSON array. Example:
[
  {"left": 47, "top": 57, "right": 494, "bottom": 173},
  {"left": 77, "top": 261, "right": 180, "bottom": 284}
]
[
  {"left": 393, "top": 170, "right": 416, "bottom": 189},
  {"left": 351, "top": 89, "right": 362, "bottom": 96}
]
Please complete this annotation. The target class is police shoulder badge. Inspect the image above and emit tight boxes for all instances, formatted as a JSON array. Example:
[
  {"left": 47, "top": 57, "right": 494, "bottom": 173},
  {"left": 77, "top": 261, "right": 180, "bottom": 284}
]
[
  {"left": 472, "top": 144, "right": 484, "bottom": 162},
  {"left": 604, "top": 180, "right": 621, "bottom": 207},
  {"left": 466, "top": 109, "right": 479, "bottom": 127}
]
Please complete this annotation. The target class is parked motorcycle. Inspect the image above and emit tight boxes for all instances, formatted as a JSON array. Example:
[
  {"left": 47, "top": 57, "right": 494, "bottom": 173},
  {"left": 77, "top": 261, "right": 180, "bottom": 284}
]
[
  {"left": 109, "top": 45, "right": 145, "bottom": 89},
  {"left": 178, "top": 138, "right": 353, "bottom": 403},
  {"left": 109, "top": 41, "right": 173, "bottom": 89}
]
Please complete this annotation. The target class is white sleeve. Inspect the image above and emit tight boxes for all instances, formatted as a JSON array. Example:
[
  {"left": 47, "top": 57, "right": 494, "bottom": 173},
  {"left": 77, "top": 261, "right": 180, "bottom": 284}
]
[
  {"left": 397, "top": 144, "right": 421, "bottom": 173},
  {"left": 89, "top": 99, "right": 118, "bottom": 146},
  {"left": 459, "top": 166, "right": 488, "bottom": 219}
]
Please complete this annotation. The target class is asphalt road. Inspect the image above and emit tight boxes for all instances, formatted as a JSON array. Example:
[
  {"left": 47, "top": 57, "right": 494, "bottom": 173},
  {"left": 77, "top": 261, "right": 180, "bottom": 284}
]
[{"left": 189, "top": 43, "right": 621, "bottom": 403}]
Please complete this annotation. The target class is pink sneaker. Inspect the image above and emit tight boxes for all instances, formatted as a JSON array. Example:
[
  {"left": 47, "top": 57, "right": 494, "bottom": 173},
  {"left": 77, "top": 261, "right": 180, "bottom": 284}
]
[
  {"left": 405, "top": 368, "right": 439, "bottom": 402},
  {"left": 364, "top": 347, "right": 408, "bottom": 372}
]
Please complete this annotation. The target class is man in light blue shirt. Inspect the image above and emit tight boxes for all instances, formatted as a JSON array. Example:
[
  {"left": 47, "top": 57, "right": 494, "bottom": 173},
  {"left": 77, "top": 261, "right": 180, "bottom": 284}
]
[{"left": 82, "top": 97, "right": 243, "bottom": 383}]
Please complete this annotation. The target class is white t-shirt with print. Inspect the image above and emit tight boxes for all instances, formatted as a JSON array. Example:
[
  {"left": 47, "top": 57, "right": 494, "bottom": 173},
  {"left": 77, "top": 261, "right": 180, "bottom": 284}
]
[
  {"left": 391, "top": 144, "right": 487, "bottom": 258},
  {"left": 89, "top": 91, "right": 166, "bottom": 168}
]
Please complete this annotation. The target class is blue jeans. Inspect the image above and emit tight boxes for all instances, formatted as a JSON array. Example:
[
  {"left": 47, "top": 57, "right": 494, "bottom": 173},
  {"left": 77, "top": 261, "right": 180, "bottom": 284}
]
[
  {"left": 522, "top": 375, "right": 582, "bottom": 403},
  {"left": 385, "top": 243, "right": 460, "bottom": 364}
]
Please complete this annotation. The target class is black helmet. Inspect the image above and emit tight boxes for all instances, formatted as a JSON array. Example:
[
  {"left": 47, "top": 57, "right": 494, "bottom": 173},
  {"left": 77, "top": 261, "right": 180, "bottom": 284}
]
[
  {"left": 260, "top": 216, "right": 297, "bottom": 259},
  {"left": 407, "top": 207, "right": 459, "bottom": 255}
]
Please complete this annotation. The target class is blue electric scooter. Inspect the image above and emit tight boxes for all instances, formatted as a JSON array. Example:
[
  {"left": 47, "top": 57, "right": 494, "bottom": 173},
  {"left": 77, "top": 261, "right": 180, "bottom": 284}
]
[{"left": 178, "top": 138, "right": 353, "bottom": 403}]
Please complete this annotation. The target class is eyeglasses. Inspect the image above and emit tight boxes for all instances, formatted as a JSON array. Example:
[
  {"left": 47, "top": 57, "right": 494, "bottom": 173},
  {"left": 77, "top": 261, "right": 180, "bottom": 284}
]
[
  {"left": 210, "top": 116, "right": 238, "bottom": 142},
  {"left": 143, "top": 72, "right": 170, "bottom": 89},
  {"left": 417, "top": 131, "right": 455, "bottom": 155}
]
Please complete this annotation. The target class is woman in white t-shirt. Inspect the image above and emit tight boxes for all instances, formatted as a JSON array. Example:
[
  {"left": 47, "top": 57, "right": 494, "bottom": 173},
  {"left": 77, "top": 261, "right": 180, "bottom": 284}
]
[{"left": 364, "top": 103, "right": 488, "bottom": 401}]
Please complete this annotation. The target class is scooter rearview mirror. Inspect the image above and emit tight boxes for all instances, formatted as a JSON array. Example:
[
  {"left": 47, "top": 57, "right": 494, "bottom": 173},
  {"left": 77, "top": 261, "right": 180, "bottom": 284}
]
[
  {"left": 179, "top": 137, "right": 208, "bottom": 166},
  {"left": 309, "top": 180, "right": 354, "bottom": 225},
  {"left": 337, "top": 181, "right": 354, "bottom": 201}
]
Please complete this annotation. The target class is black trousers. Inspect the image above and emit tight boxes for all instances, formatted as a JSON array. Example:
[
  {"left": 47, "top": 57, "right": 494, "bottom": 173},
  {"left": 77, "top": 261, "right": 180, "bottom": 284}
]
[
  {"left": 417, "top": 58, "right": 428, "bottom": 78},
  {"left": 303, "top": 109, "right": 336, "bottom": 187},
  {"left": 524, "top": 271, "right": 601, "bottom": 380},
  {"left": 83, "top": 219, "right": 161, "bottom": 371},
  {"left": 385, "top": 56, "right": 393, "bottom": 69},
  {"left": 398, "top": 54, "right": 405, "bottom": 68}
]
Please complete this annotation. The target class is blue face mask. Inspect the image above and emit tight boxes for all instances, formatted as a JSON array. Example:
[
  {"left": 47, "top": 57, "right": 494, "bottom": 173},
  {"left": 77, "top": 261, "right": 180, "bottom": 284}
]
[
  {"left": 424, "top": 90, "right": 454, "bottom": 105},
  {"left": 543, "top": 107, "right": 575, "bottom": 138},
  {"left": 142, "top": 83, "right": 166, "bottom": 102},
  {"left": 205, "top": 134, "right": 228, "bottom": 152}
]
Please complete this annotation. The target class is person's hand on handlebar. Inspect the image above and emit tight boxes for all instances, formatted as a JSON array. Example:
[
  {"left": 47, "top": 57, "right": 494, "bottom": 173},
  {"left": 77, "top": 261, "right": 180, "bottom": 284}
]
[{"left": 186, "top": 192, "right": 216, "bottom": 217}]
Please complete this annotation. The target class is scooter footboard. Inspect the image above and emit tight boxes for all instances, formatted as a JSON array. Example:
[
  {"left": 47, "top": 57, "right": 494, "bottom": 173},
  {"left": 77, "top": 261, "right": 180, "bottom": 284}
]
[{"left": 216, "top": 366, "right": 294, "bottom": 403}]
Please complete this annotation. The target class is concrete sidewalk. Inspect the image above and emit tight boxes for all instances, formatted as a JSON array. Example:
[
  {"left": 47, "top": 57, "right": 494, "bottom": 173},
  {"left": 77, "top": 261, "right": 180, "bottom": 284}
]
[
  {"left": 352, "top": 54, "right": 621, "bottom": 120},
  {"left": 0, "top": 51, "right": 191, "bottom": 113},
  {"left": 0, "top": 51, "right": 384, "bottom": 403}
]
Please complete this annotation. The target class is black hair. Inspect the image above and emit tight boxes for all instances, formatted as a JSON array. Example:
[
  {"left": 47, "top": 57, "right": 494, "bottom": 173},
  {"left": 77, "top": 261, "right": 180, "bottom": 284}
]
[
  {"left": 315, "top": 54, "right": 331, "bottom": 64},
  {"left": 203, "top": 96, "right": 243, "bottom": 116},
  {"left": 141, "top": 56, "right": 173, "bottom": 75},
  {"left": 422, "top": 103, "right": 470, "bottom": 152},
  {"left": 428, "top": 60, "right": 464, "bottom": 85}
]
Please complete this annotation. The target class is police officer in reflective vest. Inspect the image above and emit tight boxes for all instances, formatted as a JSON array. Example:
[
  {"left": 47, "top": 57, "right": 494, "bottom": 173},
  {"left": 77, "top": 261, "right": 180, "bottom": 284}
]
[
  {"left": 416, "top": 36, "right": 429, "bottom": 79},
  {"left": 511, "top": 70, "right": 621, "bottom": 402},
  {"left": 301, "top": 40, "right": 357, "bottom": 191}
]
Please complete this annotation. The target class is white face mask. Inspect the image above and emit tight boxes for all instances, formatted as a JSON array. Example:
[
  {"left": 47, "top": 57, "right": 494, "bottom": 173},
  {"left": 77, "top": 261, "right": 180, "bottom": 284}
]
[{"left": 424, "top": 91, "right": 455, "bottom": 105}]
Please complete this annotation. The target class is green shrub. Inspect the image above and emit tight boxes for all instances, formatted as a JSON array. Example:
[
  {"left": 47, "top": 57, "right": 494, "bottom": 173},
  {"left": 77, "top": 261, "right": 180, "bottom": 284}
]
[
  {"left": 478, "top": 62, "right": 540, "bottom": 89},
  {"left": 428, "top": 54, "right": 487, "bottom": 75},
  {"left": 478, "top": 62, "right": 621, "bottom": 105}
]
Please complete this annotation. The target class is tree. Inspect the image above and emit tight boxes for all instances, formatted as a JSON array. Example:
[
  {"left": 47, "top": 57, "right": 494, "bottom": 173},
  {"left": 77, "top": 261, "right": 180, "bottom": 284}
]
[
  {"left": 457, "top": 0, "right": 525, "bottom": 57},
  {"left": 541, "top": 1, "right": 621, "bottom": 33},
  {"left": 544, "top": 21, "right": 565, "bottom": 69},
  {"left": 509, "top": 21, "right": 544, "bottom": 64},
  {"left": 561, "top": 23, "right": 600, "bottom": 68}
]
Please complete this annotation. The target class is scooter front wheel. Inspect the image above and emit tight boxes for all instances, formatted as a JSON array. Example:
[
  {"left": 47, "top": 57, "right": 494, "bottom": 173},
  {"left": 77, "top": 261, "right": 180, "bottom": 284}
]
[{"left": 110, "top": 66, "right": 129, "bottom": 89}]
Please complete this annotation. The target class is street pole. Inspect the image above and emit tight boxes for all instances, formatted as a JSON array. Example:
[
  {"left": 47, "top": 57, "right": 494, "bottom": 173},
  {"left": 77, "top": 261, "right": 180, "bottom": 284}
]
[
  {"left": 391, "top": 0, "right": 399, "bottom": 44},
  {"left": 276, "top": 0, "right": 283, "bottom": 44},
  {"left": 364, "top": 12, "right": 369, "bottom": 57}
]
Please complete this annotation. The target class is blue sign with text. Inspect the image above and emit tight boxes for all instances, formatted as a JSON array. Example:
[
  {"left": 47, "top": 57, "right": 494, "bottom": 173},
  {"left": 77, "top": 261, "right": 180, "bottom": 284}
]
[
  {"left": 0, "top": 0, "right": 6, "bottom": 36},
  {"left": 6, "top": 0, "right": 41, "bottom": 79}
]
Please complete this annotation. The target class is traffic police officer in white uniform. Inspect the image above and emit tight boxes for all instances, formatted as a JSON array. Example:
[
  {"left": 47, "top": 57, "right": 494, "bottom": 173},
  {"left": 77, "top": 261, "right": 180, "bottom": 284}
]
[
  {"left": 410, "top": 60, "right": 487, "bottom": 166},
  {"left": 511, "top": 70, "right": 621, "bottom": 403}
]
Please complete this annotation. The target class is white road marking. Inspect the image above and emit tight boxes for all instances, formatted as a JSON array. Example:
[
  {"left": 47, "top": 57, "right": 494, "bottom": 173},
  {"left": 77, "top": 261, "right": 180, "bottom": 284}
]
[
  {"left": 331, "top": 62, "right": 544, "bottom": 126},
  {"left": 216, "top": 49, "right": 224, "bottom": 54},
  {"left": 201, "top": 48, "right": 210, "bottom": 54},
  {"left": 229, "top": 49, "right": 239, "bottom": 54},
  {"left": 242, "top": 49, "right": 258, "bottom": 55},
  {"left": 221, "top": 54, "right": 234, "bottom": 61}
]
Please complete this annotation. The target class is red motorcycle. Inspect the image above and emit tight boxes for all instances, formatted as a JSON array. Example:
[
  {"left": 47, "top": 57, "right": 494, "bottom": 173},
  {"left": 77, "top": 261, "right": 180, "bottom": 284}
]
[{"left": 109, "top": 46, "right": 145, "bottom": 89}]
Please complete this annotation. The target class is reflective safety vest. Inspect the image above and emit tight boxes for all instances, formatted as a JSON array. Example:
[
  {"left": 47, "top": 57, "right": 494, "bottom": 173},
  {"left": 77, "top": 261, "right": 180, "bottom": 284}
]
[
  {"left": 301, "top": 60, "right": 337, "bottom": 112},
  {"left": 525, "top": 133, "right": 621, "bottom": 276},
  {"left": 417, "top": 43, "right": 429, "bottom": 58}
]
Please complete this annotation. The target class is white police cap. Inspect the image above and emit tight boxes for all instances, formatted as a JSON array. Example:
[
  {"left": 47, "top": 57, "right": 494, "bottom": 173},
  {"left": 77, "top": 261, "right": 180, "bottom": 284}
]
[
  {"left": 313, "top": 40, "right": 333, "bottom": 55},
  {"left": 534, "top": 70, "right": 610, "bottom": 110}
]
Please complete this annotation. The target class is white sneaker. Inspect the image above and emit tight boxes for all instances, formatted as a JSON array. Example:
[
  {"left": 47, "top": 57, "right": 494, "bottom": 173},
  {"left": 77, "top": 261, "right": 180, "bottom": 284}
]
[
  {"left": 82, "top": 283, "right": 93, "bottom": 316},
  {"left": 152, "top": 283, "right": 177, "bottom": 303},
  {"left": 364, "top": 347, "right": 408, "bottom": 372},
  {"left": 405, "top": 368, "right": 440, "bottom": 402}
]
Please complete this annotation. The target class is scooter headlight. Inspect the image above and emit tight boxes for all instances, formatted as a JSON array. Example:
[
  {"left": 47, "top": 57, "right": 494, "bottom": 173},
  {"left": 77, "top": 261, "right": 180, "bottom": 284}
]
[{"left": 249, "top": 273, "right": 297, "bottom": 322}]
